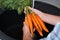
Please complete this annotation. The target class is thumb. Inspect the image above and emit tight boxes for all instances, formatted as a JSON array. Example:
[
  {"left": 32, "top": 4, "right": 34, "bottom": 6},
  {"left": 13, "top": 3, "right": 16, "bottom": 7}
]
[
  {"left": 23, "top": 22, "right": 30, "bottom": 33},
  {"left": 28, "top": 6, "right": 43, "bottom": 15}
]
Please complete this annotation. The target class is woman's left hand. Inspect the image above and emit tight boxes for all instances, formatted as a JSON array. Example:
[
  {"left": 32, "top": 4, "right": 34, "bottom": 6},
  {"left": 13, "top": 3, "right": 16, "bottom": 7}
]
[{"left": 22, "top": 22, "right": 32, "bottom": 40}]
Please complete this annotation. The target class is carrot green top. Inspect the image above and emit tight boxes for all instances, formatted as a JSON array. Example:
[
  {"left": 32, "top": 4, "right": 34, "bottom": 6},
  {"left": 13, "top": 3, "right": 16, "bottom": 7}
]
[{"left": 0, "top": 0, "right": 32, "bottom": 15}]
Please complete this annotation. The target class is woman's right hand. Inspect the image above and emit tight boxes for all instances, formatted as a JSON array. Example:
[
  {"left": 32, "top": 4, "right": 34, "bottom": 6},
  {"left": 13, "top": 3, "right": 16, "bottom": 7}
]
[
  {"left": 24, "top": 6, "right": 44, "bottom": 15},
  {"left": 24, "top": 6, "right": 44, "bottom": 21}
]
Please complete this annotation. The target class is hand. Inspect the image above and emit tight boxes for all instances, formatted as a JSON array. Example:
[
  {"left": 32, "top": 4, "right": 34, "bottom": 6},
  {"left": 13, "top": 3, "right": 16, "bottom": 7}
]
[
  {"left": 23, "top": 22, "right": 32, "bottom": 40},
  {"left": 24, "top": 6, "right": 43, "bottom": 16},
  {"left": 24, "top": 6, "right": 45, "bottom": 22}
]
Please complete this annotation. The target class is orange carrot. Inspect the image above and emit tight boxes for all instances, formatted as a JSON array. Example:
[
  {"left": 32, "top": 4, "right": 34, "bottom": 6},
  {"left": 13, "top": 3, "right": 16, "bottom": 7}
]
[
  {"left": 31, "top": 13, "right": 42, "bottom": 31},
  {"left": 25, "top": 16, "right": 31, "bottom": 32},
  {"left": 35, "top": 14, "right": 49, "bottom": 32},
  {"left": 31, "top": 14, "right": 43, "bottom": 36},
  {"left": 24, "top": 7, "right": 49, "bottom": 37},
  {"left": 25, "top": 17, "right": 29, "bottom": 27},
  {"left": 27, "top": 14, "right": 34, "bottom": 37}
]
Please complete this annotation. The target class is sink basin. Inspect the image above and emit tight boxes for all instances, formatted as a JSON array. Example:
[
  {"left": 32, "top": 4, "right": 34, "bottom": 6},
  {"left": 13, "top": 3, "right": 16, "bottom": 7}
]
[{"left": 0, "top": 1, "right": 60, "bottom": 40}]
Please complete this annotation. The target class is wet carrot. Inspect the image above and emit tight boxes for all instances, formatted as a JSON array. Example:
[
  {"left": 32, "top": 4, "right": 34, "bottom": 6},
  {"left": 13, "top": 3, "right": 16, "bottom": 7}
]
[
  {"left": 25, "top": 17, "right": 29, "bottom": 27},
  {"left": 31, "top": 13, "right": 42, "bottom": 31},
  {"left": 27, "top": 14, "right": 34, "bottom": 37},
  {"left": 24, "top": 7, "right": 49, "bottom": 37},
  {"left": 35, "top": 14, "right": 49, "bottom": 32},
  {"left": 31, "top": 14, "right": 43, "bottom": 36}
]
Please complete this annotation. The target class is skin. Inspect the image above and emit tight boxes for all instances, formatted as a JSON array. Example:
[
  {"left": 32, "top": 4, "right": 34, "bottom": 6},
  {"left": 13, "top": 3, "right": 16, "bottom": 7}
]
[
  {"left": 23, "top": 7, "right": 60, "bottom": 40},
  {"left": 23, "top": 22, "right": 32, "bottom": 40}
]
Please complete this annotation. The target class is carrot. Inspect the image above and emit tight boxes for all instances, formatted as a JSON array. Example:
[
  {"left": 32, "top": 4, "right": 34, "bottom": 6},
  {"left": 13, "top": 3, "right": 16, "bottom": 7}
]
[
  {"left": 24, "top": 16, "right": 31, "bottom": 35},
  {"left": 24, "top": 7, "right": 49, "bottom": 37},
  {"left": 31, "top": 14, "right": 43, "bottom": 36},
  {"left": 27, "top": 14, "right": 34, "bottom": 37},
  {"left": 31, "top": 13, "right": 42, "bottom": 31},
  {"left": 35, "top": 14, "right": 49, "bottom": 32},
  {"left": 25, "top": 17, "right": 29, "bottom": 27}
]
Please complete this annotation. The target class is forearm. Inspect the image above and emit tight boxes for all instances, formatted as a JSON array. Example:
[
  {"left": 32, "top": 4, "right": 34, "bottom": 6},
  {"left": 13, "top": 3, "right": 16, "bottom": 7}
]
[{"left": 39, "top": 12, "right": 60, "bottom": 25}]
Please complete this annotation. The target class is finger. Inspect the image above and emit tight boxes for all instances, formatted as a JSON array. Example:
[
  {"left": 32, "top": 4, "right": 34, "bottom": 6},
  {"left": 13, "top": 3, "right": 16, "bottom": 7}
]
[
  {"left": 34, "top": 28, "right": 35, "bottom": 32},
  {"left": 28, "top": 6, "right": 37, "bottom": 12},
  {"left": 23, "top": 22, "right": 27, "bottom": 31},
  {"left": 23, "top": 22, "right": 30, "bottom": 33},
  {"left": 23, "top": 22, "right": 27, "bottom": 32},
  {"left": 28, "top": 6, "right": 42, "bottom": 15},
  {"left": 24, "top": 7, "right": 26, "bottom": 14}
]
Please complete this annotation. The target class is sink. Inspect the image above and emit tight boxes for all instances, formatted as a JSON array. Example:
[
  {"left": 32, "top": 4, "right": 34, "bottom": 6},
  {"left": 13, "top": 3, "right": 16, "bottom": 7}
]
[{"left": 0, "top": 1, "right": 60, "bottom": 40}]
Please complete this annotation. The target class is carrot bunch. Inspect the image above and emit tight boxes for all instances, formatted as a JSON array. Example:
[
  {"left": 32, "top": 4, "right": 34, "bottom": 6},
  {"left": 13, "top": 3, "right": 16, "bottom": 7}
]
[{"left": 24, "top": 7, "right": 49, "bottom": 37}]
